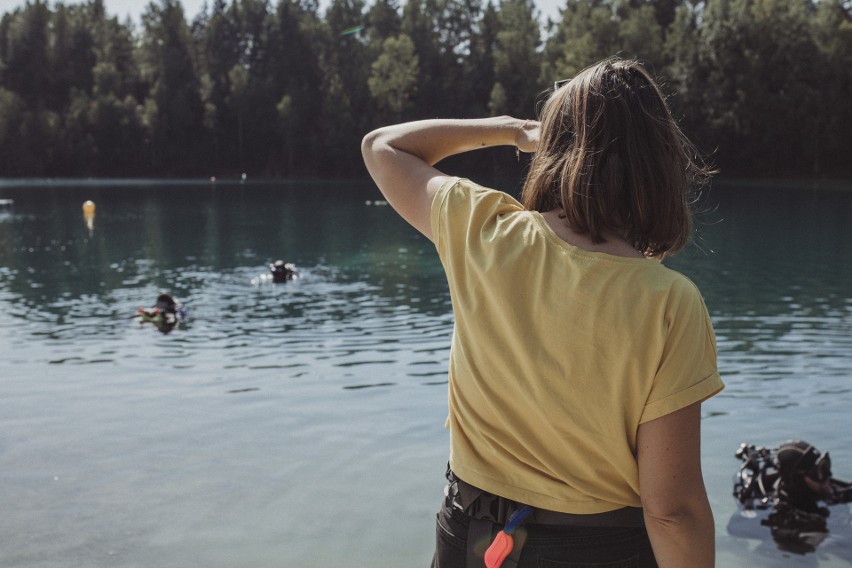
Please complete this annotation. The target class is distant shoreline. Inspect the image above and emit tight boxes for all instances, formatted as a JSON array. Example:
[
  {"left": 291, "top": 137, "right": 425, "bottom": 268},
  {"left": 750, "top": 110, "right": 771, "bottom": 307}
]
[
  {"left": 0, "top": 177, "right": 369, "bottom": 188},
  {"left": 711, "top": 178, "right": 852, "bottom": 192},
  {"left": 1, "top": 176, "right": 850, "bottom": 192}
]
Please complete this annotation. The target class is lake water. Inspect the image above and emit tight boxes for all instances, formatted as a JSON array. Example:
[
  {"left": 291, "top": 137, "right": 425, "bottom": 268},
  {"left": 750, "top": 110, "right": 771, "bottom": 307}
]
[{"left": 0, "top": 178, "right": 850, "bottom": 567}]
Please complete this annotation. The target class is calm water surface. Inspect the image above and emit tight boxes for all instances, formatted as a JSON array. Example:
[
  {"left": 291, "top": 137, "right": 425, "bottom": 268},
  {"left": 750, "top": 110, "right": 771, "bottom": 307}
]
[{"left": 0, "top": 179, "right": 850, "bottom": 567}]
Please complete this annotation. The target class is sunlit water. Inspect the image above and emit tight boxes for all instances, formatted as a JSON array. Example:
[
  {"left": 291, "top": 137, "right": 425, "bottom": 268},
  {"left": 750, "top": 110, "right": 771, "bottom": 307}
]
[{"left": 0, "top": 179, "right": 850, "bottom": 567}]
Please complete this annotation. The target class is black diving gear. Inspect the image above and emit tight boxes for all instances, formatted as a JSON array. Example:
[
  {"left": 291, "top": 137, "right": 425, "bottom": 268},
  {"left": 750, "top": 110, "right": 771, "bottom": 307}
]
[
  {"left": 136, "top": 293, "right": 186, "bottom": 333},
  {"left": 733, "top": 440, "right": 852, "bottom": 554},
  {"left": 734, "top": 441, "right": 852, "bottom": 511}
]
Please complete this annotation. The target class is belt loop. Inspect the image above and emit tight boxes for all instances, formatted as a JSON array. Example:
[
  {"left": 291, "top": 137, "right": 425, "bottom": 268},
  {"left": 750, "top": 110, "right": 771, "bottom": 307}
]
[
  {"left": 467, "top": 517, "right": 493, "bottom": 567},
  {"left": 496, "top": 496, "right": 509, "bottom": 525}
]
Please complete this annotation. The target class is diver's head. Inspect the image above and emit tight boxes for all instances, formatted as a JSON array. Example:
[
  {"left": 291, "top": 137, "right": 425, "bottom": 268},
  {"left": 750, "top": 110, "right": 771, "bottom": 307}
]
[
  {"left": 777, "top": 440, "right": 832, "bottom": 499},
  {"left": 270, "top": 260, "right": 296, "bottom": 283},
  {"left": 156, "top": 293, "right": 177, "bottom": 314}
]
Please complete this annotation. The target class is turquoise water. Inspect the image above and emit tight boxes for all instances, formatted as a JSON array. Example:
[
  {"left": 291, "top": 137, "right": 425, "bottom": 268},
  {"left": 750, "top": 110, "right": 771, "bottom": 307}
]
[{"left": 0, "top": 179, "right": 850, "bottom": 567}]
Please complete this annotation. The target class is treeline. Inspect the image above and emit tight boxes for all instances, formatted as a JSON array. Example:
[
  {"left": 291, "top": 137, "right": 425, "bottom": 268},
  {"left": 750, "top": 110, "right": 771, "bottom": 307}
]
[{"left": 0, "top": 0, "right": 850, "bottom": 179}]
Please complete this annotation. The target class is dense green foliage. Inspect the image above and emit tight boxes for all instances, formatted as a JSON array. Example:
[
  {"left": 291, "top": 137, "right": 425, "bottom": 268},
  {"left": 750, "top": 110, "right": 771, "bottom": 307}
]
[{"left": 0, "top": 0, "right": 849, "bottom": 178}]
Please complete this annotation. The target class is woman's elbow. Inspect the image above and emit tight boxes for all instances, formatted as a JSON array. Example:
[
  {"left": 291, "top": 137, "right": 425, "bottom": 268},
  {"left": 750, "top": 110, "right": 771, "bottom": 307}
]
[
  {"left": 641, "top": 491, "right": 713, "bottom": 527},
  {"left": 361, "top": 129, "right": 381, "bottom": 161}
]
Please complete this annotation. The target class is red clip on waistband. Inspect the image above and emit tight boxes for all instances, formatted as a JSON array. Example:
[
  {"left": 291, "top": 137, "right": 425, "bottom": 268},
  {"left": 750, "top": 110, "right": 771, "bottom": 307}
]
[{"left": 484, "top": 505, "right": 532, "bottom": 568}]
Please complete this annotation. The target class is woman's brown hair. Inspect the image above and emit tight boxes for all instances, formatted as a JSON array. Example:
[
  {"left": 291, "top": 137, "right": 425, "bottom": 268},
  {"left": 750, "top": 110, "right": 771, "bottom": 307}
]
[{"left": 521, "top": 58, "right": 713, "bottom": 258}]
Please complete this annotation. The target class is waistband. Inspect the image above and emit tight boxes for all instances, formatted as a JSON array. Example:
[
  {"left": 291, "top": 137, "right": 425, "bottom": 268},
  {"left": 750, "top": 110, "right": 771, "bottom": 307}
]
[{"left": 446, "top": 467, "right": 646, "bottom": 528}]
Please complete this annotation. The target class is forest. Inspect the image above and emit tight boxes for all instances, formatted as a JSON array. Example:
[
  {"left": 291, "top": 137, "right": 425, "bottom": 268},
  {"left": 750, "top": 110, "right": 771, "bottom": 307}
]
[{"left": 0, "top": 0, "right": 850, "bottom": 179}]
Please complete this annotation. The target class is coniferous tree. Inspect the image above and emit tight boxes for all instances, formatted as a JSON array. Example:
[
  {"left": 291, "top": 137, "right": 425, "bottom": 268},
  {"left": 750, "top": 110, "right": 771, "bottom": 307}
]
[
  {"left": 230, "top": 0, "right": 277, "bottom": 174},
  {"left": 139, "top": 0, "right": 205, "bottom": 174},
  {"left": 3, "top": 1, "right": 50, "bottom": 108},
  {"left": 809, "top": 0, "right": 852, "bottom": 175},
  {"left": 365, "top": 0, "right": 402, "bottom": 59},
  {"left": 321, "top": 0, "right": 370, "bottom": 173},
  {"left": 1, "top": 1, "right": 60, "bottom": 175},
  {"left": 401, "top": 0, "right": 444, "bottom": 116},
  {"left": 368, "top": 33, "right": 419, "bottom": 121},
  {"left": 199, "top": 0, "right": 241, "bottom": 166},
  {"left": 490, "top": 0, "right": 541, "bottom": 118},
  {"left": 268, "top": 0, "right": 325, "bottom": 175},
  {"left": 617, "top": 2, "right": 664, "bottom": 66},
  {"left": 541, "top": 0, "right": 619, "bottom": 83},
  {"left": 465, "top": 0, "right": 499, "bottom": 117}
]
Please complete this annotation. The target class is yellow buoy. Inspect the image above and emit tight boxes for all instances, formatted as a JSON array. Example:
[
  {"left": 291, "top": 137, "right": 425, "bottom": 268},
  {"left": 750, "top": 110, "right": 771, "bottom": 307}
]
[{"left": 82, "top": 200, "right": 96, "bottom": 233}]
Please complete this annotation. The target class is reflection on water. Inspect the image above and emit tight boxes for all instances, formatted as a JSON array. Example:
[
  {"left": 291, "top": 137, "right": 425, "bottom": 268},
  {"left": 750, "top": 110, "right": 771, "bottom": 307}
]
[{"left": 0, "top": 179, "right": 850, "bottom": 567}]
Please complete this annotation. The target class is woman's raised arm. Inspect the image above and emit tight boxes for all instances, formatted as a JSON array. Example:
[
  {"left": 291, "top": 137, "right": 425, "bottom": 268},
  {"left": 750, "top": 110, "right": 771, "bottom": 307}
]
[{"left": 360, "top": 117, "right": 538, "bottom": 240}]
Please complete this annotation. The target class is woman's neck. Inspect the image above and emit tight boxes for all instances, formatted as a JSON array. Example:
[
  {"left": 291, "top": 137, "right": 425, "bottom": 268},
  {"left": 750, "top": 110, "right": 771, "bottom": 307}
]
[{"left": 540, "top": 210, "right": 645, "bottom": 259}]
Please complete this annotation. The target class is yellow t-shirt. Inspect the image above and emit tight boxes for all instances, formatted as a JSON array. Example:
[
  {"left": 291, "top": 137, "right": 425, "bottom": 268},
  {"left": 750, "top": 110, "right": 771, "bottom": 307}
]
[{"left": 430, "top": 177, "right": 724, "bottom": 514}]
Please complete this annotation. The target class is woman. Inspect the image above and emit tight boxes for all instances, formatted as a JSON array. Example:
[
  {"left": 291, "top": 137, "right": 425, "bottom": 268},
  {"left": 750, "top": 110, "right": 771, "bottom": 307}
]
[{"left": 362, "top": 58, "right": 724, "bottom": 568}]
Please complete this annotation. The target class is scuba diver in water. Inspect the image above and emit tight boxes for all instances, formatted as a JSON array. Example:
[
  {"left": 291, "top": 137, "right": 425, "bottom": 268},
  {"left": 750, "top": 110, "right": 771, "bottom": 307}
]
[
  {"left": 733, "top": 440, "right": 852, "bottom": 554},
  {"left": 269, "top": 260, "right": 297, "bottom": 283},
  {"left": 136, "top": 293, "right": 186, "bottom": 333}
]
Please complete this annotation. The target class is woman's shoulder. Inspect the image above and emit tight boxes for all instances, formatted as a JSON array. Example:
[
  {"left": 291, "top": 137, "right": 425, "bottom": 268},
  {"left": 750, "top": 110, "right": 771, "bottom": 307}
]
[
  {"left": 435, "top": 177, "right": 524, "bottom": 213},
  {"left": 644, "top": 265, "right": 712, "bottom": 320},
  {"left": 627, "top": 260, "right": 706, "bottom": 303}
]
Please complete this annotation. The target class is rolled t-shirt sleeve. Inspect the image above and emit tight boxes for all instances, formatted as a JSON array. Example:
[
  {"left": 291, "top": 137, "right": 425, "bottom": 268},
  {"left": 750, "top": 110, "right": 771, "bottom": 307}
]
[{"left": 640, "top": 278, "right": 724, "bottom": 424}]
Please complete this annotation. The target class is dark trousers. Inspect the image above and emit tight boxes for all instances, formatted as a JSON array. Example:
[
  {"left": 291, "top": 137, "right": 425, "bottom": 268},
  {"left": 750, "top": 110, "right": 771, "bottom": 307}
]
[{"left": 431, "top": 492, "right": 660, "bottom": 568}]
